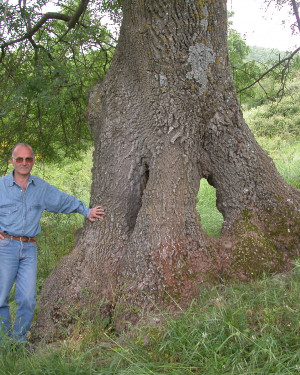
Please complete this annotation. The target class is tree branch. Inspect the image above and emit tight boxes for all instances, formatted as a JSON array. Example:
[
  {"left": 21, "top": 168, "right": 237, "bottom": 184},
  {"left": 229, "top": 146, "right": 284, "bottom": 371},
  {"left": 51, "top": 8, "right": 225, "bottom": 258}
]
[
  {"left": 1, "top": 12, "right": 71, "bottom": 50},
  {"left": 68, "top": 0, "right": 90, "bottom": 28},
  {"left": 237, "top": 46, "right": 300, "bottom": 94},
  {"left": 291, "top": 0, "right": 300, "bottom": 31},
  {"left": 0, "top": 0, "right": 90, "bottom": 52}
]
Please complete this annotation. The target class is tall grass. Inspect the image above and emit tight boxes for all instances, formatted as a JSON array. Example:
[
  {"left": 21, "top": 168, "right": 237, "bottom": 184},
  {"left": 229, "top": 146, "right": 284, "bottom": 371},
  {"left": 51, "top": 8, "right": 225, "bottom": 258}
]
[
  {"left": 244, "top": 78, "right": 300, "bottom": 139},
  {"left": 1, "top": 261, "right": 299, "bottom": 374},
  {"left": 256, "top": 137, "right": 300, "bottom": 190}
]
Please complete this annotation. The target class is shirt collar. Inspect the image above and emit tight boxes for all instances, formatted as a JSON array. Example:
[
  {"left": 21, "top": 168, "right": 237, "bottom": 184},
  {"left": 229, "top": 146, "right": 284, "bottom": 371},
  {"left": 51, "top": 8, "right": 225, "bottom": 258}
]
[{"left": 8, "top": 171, "right": 35, "bottom": 186}]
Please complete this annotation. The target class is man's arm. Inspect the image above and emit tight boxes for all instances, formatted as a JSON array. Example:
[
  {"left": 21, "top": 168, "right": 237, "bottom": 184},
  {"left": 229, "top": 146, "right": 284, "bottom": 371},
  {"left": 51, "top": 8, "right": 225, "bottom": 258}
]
[{"left": 87, "top": 205, "right": 105, "bottom": 222}]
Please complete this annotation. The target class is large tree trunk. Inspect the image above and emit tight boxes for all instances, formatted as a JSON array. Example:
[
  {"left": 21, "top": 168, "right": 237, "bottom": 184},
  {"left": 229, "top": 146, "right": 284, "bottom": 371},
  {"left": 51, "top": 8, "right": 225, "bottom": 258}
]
[{"left": 35, "top": 0, "right": 300, "bottom": 338}]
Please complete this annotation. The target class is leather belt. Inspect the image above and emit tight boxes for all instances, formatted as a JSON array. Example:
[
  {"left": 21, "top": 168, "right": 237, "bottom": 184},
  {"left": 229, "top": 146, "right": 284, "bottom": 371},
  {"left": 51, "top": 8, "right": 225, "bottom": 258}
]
[{"left": 0, "top": 232, "right": 36, "bottom": 242}]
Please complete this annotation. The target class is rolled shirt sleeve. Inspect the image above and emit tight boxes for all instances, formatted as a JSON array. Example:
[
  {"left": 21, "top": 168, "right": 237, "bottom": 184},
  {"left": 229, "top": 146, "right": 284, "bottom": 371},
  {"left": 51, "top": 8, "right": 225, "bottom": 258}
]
[{"left": 44, "top": 183, "right": 91, "bottom": 217}]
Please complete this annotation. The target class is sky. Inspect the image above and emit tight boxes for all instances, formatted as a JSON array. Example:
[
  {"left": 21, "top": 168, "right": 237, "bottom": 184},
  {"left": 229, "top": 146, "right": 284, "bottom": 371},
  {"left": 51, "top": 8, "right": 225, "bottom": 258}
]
[{"left": 229, "top": 0, "right": 299, "bottom": 50}]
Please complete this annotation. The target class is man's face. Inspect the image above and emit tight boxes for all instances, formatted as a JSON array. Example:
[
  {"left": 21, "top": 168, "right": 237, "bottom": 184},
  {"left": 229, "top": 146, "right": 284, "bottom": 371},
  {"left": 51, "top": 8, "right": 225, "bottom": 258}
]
[{"left": 11, "top": 146, "right": 35, "bottom": 177}]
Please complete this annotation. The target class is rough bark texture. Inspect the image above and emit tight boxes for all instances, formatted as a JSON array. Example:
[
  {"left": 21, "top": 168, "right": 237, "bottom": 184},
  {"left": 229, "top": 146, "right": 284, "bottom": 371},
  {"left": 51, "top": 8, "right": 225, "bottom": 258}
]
[{"left": 35, "top": 0, "right": 300, "bottom": 339}]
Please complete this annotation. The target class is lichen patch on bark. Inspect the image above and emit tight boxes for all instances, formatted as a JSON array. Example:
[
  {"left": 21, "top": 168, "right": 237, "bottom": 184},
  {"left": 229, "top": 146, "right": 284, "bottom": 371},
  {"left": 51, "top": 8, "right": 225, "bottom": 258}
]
[{"left": 186, "top": 43, "right": 216, "bottom": 93}]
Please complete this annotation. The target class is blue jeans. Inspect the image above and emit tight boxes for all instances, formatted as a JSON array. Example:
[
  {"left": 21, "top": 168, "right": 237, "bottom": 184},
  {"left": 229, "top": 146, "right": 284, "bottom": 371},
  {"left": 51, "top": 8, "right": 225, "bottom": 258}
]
[{"left": 0, "top": 238, "right": 37, "bottom": 343}]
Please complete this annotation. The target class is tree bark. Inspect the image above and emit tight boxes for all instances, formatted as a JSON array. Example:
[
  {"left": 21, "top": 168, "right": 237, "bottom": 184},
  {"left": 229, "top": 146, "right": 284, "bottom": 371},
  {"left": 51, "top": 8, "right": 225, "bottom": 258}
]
[{"left": 35, "top": 0, "right": 300, "bottom": 338}]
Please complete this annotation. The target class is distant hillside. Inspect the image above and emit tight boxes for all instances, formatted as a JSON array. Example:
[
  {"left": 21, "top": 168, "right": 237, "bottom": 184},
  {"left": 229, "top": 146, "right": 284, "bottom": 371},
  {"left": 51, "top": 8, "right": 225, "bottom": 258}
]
[{"left": 248, "top": 45, "right": 289, "bottom": 63}]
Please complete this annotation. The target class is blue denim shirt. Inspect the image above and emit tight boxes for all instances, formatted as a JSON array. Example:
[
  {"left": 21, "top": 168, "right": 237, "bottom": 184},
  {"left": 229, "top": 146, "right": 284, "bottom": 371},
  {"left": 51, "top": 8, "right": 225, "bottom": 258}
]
[{"left": 0, "top": 171, "right": 91, "bottom": 237}]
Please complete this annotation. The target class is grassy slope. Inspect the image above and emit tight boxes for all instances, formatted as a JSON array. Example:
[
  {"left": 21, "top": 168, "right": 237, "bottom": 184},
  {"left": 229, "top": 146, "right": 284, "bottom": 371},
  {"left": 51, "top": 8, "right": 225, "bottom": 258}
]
[{"left": 1, "top": 264, "right": 299, "bottom": 374}]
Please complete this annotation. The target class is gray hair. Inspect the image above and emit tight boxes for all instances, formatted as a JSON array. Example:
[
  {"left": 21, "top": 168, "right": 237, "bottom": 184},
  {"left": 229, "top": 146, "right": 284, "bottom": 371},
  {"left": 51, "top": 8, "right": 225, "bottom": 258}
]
[{"left": 11, "top": 143, "right": 34, "bottom": 157}]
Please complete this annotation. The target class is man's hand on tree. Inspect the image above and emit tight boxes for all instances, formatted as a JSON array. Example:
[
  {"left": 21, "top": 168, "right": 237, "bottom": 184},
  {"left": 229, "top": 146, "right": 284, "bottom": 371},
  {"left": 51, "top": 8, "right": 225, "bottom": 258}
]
[{"left": 88, "top": 206, "right": 105, "bottom": 222}]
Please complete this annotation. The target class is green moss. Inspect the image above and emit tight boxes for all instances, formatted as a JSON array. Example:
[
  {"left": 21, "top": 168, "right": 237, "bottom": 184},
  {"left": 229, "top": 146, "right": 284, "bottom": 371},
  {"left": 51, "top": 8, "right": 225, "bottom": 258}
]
[
  {"left": 264, "top": 202, "right": 297, "bottom": 236},
  {"left": 230, "top": 197, "right": 300, "bottom": 279},
  {"left": 232, "top": 216, "right": 283, "bottom": 278},
  {"left": 242, "top": 209, "right": 253, "bottom": 219}
]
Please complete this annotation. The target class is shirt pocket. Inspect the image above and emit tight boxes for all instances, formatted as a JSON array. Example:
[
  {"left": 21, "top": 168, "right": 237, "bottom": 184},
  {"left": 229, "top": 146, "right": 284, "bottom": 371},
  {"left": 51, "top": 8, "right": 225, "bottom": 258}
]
[
  {"left": 27, "top": 204, "right": 43, "bottom": 222},
  {"left": 0, "top": 204, "right": 18, "bottom": 226}
]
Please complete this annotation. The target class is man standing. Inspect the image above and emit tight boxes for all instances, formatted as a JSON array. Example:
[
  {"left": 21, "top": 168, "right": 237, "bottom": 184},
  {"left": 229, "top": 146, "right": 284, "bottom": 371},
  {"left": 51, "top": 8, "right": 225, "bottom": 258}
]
[{"left": 0, "top": 143, "right": 105, "bottom": 346}]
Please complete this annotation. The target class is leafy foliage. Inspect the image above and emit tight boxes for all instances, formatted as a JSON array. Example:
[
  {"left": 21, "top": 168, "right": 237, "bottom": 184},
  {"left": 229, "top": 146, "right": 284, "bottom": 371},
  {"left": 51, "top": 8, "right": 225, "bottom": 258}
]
[
  {"left": 228, "top": 28, "right": 265, "bottom": 104},
  {"left": 0, "top": 0, "right": 116, "bottom": 172},
  {"left": 227, "top": 23, "right": 260, "bottom": 104}
]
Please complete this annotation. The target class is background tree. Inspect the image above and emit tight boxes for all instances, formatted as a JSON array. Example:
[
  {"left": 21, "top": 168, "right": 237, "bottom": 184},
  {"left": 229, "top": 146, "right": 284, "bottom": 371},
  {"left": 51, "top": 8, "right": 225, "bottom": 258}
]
[
  {"left": 227, "top": 27, "right": 263, "bottom": 104},
  {"left": 227, "top": 4, "right": 300, "bottom": 106},
  {"left": 0, "top": 0, "right": 115, "bottom": 173}
]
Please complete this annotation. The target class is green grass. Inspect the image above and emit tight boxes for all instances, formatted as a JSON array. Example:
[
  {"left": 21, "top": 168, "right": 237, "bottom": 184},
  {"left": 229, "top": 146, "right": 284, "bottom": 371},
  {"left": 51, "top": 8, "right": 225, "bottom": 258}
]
[
  {"left": 197, "top": 179, "right": 224, "bottom": 238},
  {"left": 1, "top": 261, "right": 299, "bottom": 374},
  {"left": 196, "top": 137, "right": 300, "bottom": 238},
  {"left": 256, "top": 136, "right": 300, "bottom": 190}
]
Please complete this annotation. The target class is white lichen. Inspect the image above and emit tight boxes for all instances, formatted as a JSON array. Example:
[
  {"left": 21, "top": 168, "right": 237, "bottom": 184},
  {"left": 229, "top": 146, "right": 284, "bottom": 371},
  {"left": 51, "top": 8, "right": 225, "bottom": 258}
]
[
  {"left": 186, "top": 43, "right": 216, "bottom": 94},
  {"left": 200, "top": 5, "right": 209, "bottom": 30}
]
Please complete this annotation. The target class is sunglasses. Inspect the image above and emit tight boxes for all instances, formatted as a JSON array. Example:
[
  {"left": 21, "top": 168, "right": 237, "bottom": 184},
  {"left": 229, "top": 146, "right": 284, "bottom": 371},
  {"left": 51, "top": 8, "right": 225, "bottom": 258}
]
[{"left": 13, "top": 157, "right": 34, "bottom": 164}]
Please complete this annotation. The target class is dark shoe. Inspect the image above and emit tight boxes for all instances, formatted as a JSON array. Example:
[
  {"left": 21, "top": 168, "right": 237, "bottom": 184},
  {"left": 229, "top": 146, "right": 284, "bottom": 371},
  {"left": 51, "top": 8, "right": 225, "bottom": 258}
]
[{"left": 10, "top": 341, "right": 34, "bottom": 353}]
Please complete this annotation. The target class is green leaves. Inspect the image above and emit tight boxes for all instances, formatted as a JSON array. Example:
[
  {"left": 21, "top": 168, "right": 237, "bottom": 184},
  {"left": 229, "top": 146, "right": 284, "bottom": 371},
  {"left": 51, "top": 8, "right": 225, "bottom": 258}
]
[{"left": 0, "top": 0, "right": 115, "bottom": 170}]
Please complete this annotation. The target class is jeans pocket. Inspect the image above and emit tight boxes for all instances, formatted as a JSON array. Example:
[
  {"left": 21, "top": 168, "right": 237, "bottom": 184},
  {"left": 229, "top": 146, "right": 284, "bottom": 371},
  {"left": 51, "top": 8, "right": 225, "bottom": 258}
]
[
  {"left": 0, "top": 238, "right": 11, "bottom": 247},
  {"left": 26, "top": 242, "right": 37, "bottom": 250}
]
